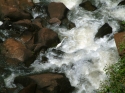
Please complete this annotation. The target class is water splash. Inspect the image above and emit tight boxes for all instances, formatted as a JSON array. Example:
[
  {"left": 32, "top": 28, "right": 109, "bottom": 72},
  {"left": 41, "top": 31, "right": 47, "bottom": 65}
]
[{"left": 4, "top": 0, "right": 123, "bottom": 93}]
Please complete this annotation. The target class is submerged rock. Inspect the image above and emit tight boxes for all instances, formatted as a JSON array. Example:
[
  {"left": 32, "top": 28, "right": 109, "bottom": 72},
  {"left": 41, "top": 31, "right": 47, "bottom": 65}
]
[
  {"left": 14, "top": 73, "right": 74, "bottom": 93},
  {"left": 80, "top": 1, "right": 97, "bottom": 11},
  {"left": 95, "top": 23, "right": 112, "bottom": 39}
]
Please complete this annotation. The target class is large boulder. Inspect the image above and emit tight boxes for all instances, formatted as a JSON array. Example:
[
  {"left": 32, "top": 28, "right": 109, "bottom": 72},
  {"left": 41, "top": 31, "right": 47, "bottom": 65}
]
[
  {"left": 95, "top": 23, "right": 112, "bottom": 39},
  {"left": 14, "top": 73, "right": 74, "bottom": 93},
  {"left": 0, "top": 0, "right": 33, "bottom": 21},
  {"left": 2, "top": 38, "right": 34, "bottom": 66},
  {"left": 34, "top": 28, "right": 60, "bottom": 52}
]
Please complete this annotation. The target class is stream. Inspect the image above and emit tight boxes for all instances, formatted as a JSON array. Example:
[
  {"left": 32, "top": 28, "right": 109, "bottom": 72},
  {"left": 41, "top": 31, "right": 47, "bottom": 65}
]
[{"left": 1, "top": 0, "right": 124, "bottom": 93}]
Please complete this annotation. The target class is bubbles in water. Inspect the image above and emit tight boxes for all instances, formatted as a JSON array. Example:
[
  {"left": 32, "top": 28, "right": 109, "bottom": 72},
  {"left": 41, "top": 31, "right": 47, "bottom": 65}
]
[{"left": 4, "top": 0, "right": 123, "bottom": 93}]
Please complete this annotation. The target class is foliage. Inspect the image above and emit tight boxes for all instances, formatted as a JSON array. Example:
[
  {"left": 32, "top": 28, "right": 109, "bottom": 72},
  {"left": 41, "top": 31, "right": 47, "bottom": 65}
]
[
  {"left": 122, "top": 21, "right": 125, "bottom": 25},
  {"left": 98, "top": 55, "right": 125, "bottom": 93}
]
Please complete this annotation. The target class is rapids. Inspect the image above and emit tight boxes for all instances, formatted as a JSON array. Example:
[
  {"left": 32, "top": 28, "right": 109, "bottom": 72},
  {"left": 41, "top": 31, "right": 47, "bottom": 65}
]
[{"left": 2, "top": 0, "right": 125, "bottom": 93}]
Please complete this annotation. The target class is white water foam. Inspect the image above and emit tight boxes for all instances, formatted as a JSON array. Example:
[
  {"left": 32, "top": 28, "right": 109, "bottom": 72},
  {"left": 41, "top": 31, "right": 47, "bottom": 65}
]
[
  {"left": 5, "top": 0, "right": 123, "bottom": 93},
  {"left": 30, "top": 0, "right": 121, "bottom": 93},
  {"left": 33, "top": 0, "right": 83, "bottom": 10},
  {"left": 0, "top": 21, "right": 3, "bottom": 26}
]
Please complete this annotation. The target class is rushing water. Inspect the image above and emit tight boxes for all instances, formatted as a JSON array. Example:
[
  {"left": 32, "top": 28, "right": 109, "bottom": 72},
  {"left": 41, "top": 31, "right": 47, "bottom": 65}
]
[{"left": 2, "top": 0, "right": 125, "bottom": 93}]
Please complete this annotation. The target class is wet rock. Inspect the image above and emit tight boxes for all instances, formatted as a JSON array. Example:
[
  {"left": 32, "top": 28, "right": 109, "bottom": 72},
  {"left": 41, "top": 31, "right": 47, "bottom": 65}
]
[
  {"left": 14, "top": 73, "right": 74, "bottom": 93},
  {"left": 1, "top": 0, "right": 34, "bottom": 11},
  {"left": 49, "top": 18, "right": 61, "bottom": 25},
  {"left": 118, "top": 1, "right": 125, "bottom": 5},
  {"left": 80, "top": 1, "right": 97, "bottom": 11},
  {"left": 32, "top": 18, "right": 43, "bottom": 28},
  {"left": 12, "top": 19, "right": 40, "bottom": 32},
  {"left": 20, "top": 31, "right": 35, "bottom": 51},
  {"left": 95, "top": 23, "right": 112, "bottom": 39},
  {"left": 5, "top": 57, "right": 22, "bottom": 66},
  {"left": 3, "top": 88, "right": 18, "bottom": 93},
  {"left": 17, "top": 0, "right": 35, "bottom": 10},
  {"left": 114, "top": 32, "right": 125, "bottom": 56},
  {"left": 2, "top": 38, "right": 34, "bottom": 66},
  {"left": 0, "top": 0, "right": 33, "bottom": 21},
  {"left": 19, "top": 84, "right": 37, "bottom": 93},
  {"left": 48, "top": 2, "right": 67, "bottom": 24},
  {"left": 34, "top": 28, "right": 60, "bottom": 52},
  {"left": 0, "top": 6, "right": 32, "bottom": 21},
  {"left": 20, "top": 31, "right": 33, "bottom": 44},
  {"left": 40, "top": 17, "right": 49, "bottom": 27}
]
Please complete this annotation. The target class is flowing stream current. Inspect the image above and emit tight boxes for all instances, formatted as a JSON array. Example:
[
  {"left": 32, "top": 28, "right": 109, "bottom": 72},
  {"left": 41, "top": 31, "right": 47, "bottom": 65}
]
[{"left": 2, "top": 0, "right": 125, "bottom": 93}]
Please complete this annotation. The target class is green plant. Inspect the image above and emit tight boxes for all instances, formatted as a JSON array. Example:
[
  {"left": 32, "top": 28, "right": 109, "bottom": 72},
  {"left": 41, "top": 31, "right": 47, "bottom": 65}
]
[
  {"left": 98, "top": 56, "right": 125, "bottom": 93},
  {"left": 121, "top": 21, "right": 125, "bottom": 25},
  {"left": 119, "top": 41, "right": 125, "bottom": 52}
]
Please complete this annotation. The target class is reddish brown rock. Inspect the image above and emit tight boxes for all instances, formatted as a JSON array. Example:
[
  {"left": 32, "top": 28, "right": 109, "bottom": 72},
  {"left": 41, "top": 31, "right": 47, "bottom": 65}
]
[
  {"left": 80, "top": 1, "right": 97, "bottom": 11},
  {"left": 0, "top": 0, "right": 33, "bottom": 21},
  {"left": 32, "top": 18, "right": 43, "bottom": 29},
  {"left": 14, "top": 19, "right": 31, "bottom": 24},
  {"left": 48, "top": 2, "right": 66, "bottom": 19},
  {"left": 12, "top": 19, "right": 40, "bottom": 32},
  {"left": 114, "top": 32, "right": 125, "bottom": 56},
  {"left": 0, "top": 6, "right": 32, "bottom": 21},
  {"left": 34, "top": 28, "right": 60, "bottom": 51},
  {"left": 1, "top": 0, "right": 34, "bottom": 10},
  {"left": 14, "top": 73, "right": 74, "bottom": 93},
  {"left": 20, "top": 31, "right": 33, "bottom": 44},
  {"left": 2, "top": 38, "right": 33, "bottom": 66},
  {"left": 49, "top": 18, "right": 61, "bottom": 25},
  {"left": 19, "top": 84, "right": 37, "bottom": 93},
  {"left": 17, "top": 0, "right": 34, "bottom": 10},
  {"left": 95, "top": 23, "right": 112, "bottom": 39},
  {"left": 5, "top": 57, "right": 22, "bottom": 66},
  {"left": 20, "top": 31, "right": 35, "bottom": 51}
]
